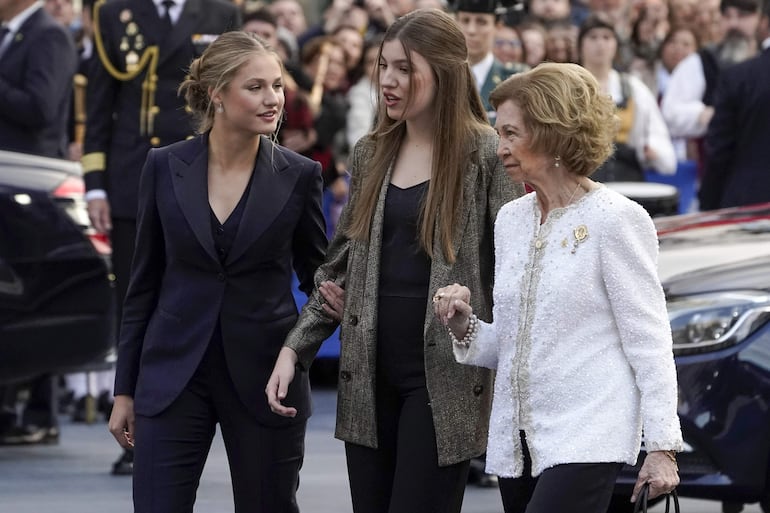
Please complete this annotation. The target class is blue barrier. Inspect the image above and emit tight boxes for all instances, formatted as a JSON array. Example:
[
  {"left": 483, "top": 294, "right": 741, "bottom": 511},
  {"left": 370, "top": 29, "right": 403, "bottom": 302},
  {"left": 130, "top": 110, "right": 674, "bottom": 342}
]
[{"left": 644, "top": 159, "right": 698, "bottom": 214}]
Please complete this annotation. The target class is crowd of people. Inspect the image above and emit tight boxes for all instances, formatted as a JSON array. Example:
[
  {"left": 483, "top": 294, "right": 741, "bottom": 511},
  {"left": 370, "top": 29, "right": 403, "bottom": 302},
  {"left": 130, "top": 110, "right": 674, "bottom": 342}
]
[{"left": 1, "top": 0, "right": 769, "bottom": 511}]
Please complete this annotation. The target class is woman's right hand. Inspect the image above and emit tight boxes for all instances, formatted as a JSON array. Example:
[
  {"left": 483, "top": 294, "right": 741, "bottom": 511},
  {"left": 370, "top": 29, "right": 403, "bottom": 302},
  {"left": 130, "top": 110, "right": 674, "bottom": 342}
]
[
  {"left": 108, "top": 395, "right": 135, "bottom": 449},
  {"left": 319, "top": 280, "right": 345, "bottom": 321},
  {"left": 266, "top": 347, "right": 300, "bottom": 417},
  {"left": 432, "top": 283, "right": 474, "bottom": 341}
]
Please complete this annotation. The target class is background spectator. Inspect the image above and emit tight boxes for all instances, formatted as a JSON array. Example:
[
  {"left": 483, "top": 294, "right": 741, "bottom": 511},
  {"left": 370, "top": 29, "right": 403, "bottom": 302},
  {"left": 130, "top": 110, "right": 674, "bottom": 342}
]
[{"left": 519, "top": 20, "right": 548, "bottom": 67}]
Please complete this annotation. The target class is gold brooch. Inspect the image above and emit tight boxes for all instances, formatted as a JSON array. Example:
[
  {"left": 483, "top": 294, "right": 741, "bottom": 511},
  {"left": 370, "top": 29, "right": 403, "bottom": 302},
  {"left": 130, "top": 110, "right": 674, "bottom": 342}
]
[{"left": 571, "top": 225, "right": 589, "bottom": 254}]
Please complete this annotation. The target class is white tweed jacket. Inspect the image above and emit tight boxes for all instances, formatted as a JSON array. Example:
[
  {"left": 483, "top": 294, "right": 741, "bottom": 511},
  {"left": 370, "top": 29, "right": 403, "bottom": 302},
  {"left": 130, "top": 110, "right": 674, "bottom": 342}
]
[{"left": 455, "top": 185, "right": 683, "bottom": 478}]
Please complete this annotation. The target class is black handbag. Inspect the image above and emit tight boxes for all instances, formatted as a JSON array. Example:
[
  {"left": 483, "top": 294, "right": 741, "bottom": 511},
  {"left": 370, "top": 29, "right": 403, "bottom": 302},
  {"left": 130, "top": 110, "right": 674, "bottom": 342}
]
[{"left": 633, "top": 483, "right": 680, "bottom": 513}]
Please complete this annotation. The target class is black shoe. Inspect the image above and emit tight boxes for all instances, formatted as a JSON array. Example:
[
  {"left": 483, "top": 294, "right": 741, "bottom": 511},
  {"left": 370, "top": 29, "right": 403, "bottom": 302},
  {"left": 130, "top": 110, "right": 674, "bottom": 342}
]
[
  {"left": 111, "top": 449, "right": 134, "bottom": 475},
  {"left": 0, "top": 425, "right": 59, "bottom": 446}
]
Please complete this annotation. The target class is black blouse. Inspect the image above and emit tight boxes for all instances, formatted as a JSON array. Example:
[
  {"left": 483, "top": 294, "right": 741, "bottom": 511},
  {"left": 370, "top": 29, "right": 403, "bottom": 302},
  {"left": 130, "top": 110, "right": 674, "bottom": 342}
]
[{"left": 378, "top": 181, "right": 431, "bottom": 298}]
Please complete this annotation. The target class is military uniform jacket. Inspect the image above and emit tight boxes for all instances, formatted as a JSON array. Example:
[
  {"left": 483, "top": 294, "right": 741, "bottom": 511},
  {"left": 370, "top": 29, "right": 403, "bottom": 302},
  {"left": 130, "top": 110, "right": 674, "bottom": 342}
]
[
  {"left": 479, "top": 59, "right": 525, "bottom": 125},
  {"left": 284, "top": 130, "right": 524, "bottom": 466},
  {"left": 82, "top": 0, "right": 240, "bottom": 219}
]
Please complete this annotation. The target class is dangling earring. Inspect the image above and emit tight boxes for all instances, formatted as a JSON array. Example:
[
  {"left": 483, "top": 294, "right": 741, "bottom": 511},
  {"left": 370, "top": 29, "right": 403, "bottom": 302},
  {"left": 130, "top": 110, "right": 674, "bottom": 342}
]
[
  {"left": 216, "top": 103, "right": 224, "bottom": 114},
  {"left": 554, "top": 155, "right": 561, "bottom": 168}
]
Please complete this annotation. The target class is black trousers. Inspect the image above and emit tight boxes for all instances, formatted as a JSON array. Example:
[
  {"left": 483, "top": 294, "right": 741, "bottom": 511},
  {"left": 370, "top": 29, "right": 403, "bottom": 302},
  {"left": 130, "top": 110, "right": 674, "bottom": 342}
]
[
  {"left": 344, "top": 384, "right": 470, "bottom": 513},
  {"left": 133, "top": 336, "right": 305, "bottom": 513},
  {"left": 499, "top": 432, "right": 623, "bottom": 513}
]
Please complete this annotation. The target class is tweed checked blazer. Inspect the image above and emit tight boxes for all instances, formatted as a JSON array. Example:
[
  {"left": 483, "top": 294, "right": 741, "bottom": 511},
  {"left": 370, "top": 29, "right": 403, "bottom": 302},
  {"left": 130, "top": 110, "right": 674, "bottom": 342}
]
[{"left": 284, "top": 129, "right": 522, "bottom": 466}]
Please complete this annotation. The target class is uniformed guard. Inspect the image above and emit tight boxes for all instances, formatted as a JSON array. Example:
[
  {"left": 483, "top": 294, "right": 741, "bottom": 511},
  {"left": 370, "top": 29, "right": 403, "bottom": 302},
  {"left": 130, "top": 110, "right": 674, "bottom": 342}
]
[
  {"left": 80, "top": 0, "right": 240, "bottom": 476},
  {"left": 453, "top": 0, "right": 525, "bottom": 125}
]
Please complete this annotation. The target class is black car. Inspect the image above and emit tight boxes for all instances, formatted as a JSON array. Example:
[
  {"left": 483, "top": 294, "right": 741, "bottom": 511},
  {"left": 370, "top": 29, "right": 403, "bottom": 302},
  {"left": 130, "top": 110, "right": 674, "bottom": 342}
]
[
  {"left": 610, "top": 203, "right": 770, "bottom": 513},
  {"left": 0, "top": 150, "right": 113, "bottom": 385}
]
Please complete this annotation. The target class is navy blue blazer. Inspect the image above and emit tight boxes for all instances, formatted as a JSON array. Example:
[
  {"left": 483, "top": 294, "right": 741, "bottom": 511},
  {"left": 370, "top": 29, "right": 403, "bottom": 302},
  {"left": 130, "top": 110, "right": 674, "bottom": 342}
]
[
  {"left": 0, "top": 7, "right": 77, "bottom": 158},
  {"left": 701, "top": 47, "right": 770, "bottom": 210},
  {"left": 114, "top": 134, "right": 327, "bottom": 426}
]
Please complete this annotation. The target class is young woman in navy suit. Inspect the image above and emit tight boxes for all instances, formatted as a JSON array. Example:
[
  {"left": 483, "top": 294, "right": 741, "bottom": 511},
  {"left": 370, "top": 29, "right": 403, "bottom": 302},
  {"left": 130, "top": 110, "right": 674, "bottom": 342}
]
[{"left": 107, "top": 31, "right": 327, "bottom": 513}]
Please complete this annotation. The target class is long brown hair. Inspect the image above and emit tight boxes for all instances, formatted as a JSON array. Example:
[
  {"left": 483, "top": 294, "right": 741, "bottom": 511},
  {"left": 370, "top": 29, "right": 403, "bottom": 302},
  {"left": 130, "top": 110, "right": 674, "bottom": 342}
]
[{"left": 345, "top": 8, "right": 489, "bottom": 263}]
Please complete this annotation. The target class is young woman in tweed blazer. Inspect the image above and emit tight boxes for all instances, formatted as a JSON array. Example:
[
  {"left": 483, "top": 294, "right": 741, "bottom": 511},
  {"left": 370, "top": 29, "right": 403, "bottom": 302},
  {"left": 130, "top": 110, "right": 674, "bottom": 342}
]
[{"left": 266, "top": 8, "right": 523, "bottom": 513}]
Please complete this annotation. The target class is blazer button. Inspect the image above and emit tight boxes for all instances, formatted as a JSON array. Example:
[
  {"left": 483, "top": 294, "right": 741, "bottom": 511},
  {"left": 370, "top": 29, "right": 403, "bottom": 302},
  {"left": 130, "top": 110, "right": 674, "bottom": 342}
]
[
  {"left": 217, "top": 273, "right": 226, "bottom": 282},
  {"left": 339, "top": 370, "right": 351, "bottom": 382},
  {"left": 349, "top": 315, "right": 358, "bottom": 326},
  {"left": 473, "top": 384, "right": 484, "bottom": 396}
]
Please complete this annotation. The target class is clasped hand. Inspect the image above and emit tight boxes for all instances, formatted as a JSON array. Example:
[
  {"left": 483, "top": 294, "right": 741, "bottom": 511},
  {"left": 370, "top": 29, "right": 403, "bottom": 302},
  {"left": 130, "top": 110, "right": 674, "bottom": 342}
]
[{"left": 432, "top": 283, "right": 473, "bottom": 340}]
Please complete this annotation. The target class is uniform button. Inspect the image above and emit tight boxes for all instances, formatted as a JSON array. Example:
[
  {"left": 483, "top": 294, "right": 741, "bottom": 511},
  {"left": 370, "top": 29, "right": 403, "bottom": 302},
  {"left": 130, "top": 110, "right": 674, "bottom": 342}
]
[
  {"left": 217, "top": 273, "right": 226, "bottom": 282},
  {"left": 216, "top": 227, "right": 224, "bottom": 236},
  {"left": 150, "top": 137, "right": 160, "bottom": 146},
  {"left": 473, "top": 385, "right": 484, "bottom": 396},
  {"left": 349, "top": 315, "right": 358, "bottom": 326},
  {"left": 339, "top": 370, "right": 351, "bottom": 382}
]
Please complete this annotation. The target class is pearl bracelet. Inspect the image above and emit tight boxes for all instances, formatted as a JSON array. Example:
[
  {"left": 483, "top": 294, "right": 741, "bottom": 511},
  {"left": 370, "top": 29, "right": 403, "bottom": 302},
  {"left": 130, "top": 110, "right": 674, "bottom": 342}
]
[{"left": 448, "top": 314, "right": 478, "bottom": 347}]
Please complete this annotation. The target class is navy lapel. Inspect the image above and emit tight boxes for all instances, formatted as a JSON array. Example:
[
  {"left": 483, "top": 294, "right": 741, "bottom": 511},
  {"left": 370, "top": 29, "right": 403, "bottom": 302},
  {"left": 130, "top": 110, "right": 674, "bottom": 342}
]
[
  {"left": 157, "top": 0, "right": 201, "bottom": 68},
  {"left": 226, "top": 136, "right": 299, "bottom": 266},
  {"left": 169, "top": 135, "right": 219, "bottom": 263}
]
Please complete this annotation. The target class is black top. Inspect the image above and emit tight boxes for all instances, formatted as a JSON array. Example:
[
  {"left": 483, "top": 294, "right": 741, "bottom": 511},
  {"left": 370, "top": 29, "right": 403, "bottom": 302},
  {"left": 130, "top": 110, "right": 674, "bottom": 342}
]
[
  {"left": 209, "top": 170, "right": 255, "bottom": 264},
  {"left": 379, "top": 181, "right": 431, "bottom": 298}
]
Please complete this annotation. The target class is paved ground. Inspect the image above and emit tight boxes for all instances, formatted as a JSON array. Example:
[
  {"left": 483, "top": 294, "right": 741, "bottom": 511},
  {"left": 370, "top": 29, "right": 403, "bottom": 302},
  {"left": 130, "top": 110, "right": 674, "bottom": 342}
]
[{"left": 0, "top": 386, "right": 762, "bottom": 513}]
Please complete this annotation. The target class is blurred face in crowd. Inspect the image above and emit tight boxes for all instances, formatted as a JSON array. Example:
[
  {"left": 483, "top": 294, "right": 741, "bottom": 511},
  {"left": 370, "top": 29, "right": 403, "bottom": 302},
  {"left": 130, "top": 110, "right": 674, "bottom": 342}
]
[
  {"left": 335, "top": 26, "right": 365, "bottom": 71},
  {"left": 521, "top": 26, "right": 547, "bottom": 67},
  {"left": 387, "top": 0, "right": 416, "bottom": 17},
  {"left": 660, "top": 27, "right": 697, "bottom": 72},
  {"left": 579, "top": 26, "right": 617, "bottom": 69},
  {"left": 529, "top": 0, "right": 571, "bottom": 22},
  {"left": 344, "top": 5, "right": 370, "bottom": 33},
  {"left": 694, "top": 0, "right": 722, "bottom": 44},
  {"left": 0, "top": 0, "right": 36, "bottom": 20},
  {"left": 270, "top": 0, "right": 307, "bottom": 36},
  {"left": 243, "top": 19, "right": 279, "bottom": 49},
  {"left": 456, "top": 11, "right": 497, "bottom": 64},
  {"left": 378, "top": 39, "right": 436, "bottom": 124},
  {"left": 668, "top": 0, "right": 697, "bottom": 27},
  {"left": 720, "top": 6, "right": 761, "bottom": 41},
  {"left": 545, "top": 24, "right": 576, "bottom": 63},
  {"left": 308, "top": 43, "right": 348, "bottom": 91},
  {"left": 494, "top": 24, "right": 524, "bottom": 64},
  {"left": 44, "top": 0, "right": 75, "bottom": 27},
  {"left": 641, "top": 0, "right": 668, "bottom": 23}
]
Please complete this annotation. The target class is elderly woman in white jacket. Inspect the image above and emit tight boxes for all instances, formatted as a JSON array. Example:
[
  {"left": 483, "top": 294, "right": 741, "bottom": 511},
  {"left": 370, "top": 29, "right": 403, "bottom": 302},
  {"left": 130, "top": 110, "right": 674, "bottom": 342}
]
[{"left": 433, "top": 63, "right": 682, "bottom": 513}]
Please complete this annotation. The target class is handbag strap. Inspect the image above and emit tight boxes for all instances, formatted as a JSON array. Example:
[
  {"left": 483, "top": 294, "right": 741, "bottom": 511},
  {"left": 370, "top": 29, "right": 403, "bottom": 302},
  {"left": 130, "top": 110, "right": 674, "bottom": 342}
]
[{"left": 634, "top": 483, "right": 680, "bottom": 513}]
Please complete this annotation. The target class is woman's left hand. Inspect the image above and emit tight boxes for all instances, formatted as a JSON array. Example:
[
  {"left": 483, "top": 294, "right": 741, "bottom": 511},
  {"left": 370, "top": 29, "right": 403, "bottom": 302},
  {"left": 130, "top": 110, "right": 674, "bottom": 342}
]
[{"left": 631, "top": 451, "right": 680, "bottom": 502}]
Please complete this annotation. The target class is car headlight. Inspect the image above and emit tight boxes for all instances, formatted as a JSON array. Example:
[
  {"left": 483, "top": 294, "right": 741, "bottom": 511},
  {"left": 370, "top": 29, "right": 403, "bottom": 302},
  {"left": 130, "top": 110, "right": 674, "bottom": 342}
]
[{"left": 667, "top": 291, "right": 770, "bottom": 355}]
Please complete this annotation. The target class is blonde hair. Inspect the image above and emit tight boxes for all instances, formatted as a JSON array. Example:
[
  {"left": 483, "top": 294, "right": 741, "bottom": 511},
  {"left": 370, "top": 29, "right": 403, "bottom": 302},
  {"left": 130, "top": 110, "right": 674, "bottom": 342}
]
[
  {"left": 346, "top": 8, "right": 489, "bottom": 263},
  {"left": 489, "top": 62, "right": 617, "bottom": 176},
  {"left": 178, "top": 31, "right": 283, "bottom": 133}
]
